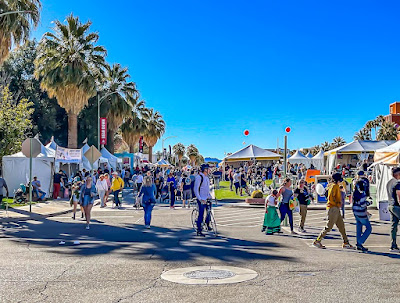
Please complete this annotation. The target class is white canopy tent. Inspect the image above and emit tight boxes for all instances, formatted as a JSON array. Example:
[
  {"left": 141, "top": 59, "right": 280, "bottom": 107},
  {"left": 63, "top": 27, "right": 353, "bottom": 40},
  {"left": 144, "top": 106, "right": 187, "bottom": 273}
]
[
  {"left": 324, "top": 140, "right": 395, "bottom": 174},
  {"left": 2, "top": 143, "right": 55, "bottom": 198},
  {"left": 156, "top": 159, "right": 172, "bottom": 167},
  {"left": 288, "top": 150, "right": 312, "bottom": 168},
  {"left": 311, "top": 150, "right": 325, "bottom": 171},
  {"left": 101, "top": 147, "right": 122, "bottom": 171},
  {"left": 305, "top": 152, "right": 313, "bottom": 158},
  {"left": 224, "top": 145, "right": 282, "bottom": 162}
]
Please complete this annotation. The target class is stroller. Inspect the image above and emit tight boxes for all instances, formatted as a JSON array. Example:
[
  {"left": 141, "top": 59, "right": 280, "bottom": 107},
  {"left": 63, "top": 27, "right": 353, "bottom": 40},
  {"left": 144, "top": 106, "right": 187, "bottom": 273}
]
[
  {"left": 14, "top": 184, "right": 28, "bottom": 203},
  {"left": 160, "top": 184, "right": 170, "bottom": 203}
]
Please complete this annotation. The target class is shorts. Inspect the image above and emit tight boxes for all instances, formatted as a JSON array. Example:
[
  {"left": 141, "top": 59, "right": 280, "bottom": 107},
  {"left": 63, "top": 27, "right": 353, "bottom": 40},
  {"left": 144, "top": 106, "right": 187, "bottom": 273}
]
[
  {"left": 81, "top": 195, "right": 94, "bottom": 207},
  {"left": 183, "top": 189, "right": 192, "bottom": 200}
]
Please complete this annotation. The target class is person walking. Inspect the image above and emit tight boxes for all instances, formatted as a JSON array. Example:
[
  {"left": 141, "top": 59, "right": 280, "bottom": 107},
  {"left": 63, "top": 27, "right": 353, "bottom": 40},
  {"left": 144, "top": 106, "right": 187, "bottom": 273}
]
[
  {"left": 80, "top": 177, "right": 97, "bottom": 230},
  {"left": 111, "top": 172, "right": 124, "bottom": 208},
  {"left": 96, "top": 175, "right": 108, "bottom": 208},
  {"left": 181, "top": 173, "right": 192, "bottom": 208},
  {"left": 167, "top": 173, "right": 176, "bottom": 209},
  {"left": 194, "top": 164, "right": 212, "bottom": 237},
  {"left": 294, "top": 179, "right": 310, "bottom": 233},
  {"left": 262, "top": 189, "right": 281, "bottom": 234},
  {"left": 389, "top": 167, "right": 400, "bottom": 252},
  {"left": 136, "top": 173, "right": 143, "bottom": 193},
  {"left": 0, "top": 173, "right": 9, "bottom": 204},
  {"left": 70, "top": 181, "right": 83, "bottom": 220},
  {"left": 233, "top": 170, "right": 241, "bottom": 195},
  {"left": 277, "top": 178, "right": 296, "bottom": 234},
  {"left": 313, "top": 173, "right": 354, "bottom": 249},
  {"left": 138, "top": 176, "right": 157, "bottom": 228},
  {"left": 352, "top": 171, "right": 372, "bottom": 252},
  {"left": 53, "top": 170, "right": 63, "bottom": 199}
]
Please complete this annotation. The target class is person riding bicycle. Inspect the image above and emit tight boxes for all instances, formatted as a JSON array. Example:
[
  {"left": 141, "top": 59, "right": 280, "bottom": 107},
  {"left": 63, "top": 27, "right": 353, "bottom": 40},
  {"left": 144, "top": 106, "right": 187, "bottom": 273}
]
[{"left": 194, "top": 163, "right": 213, "bottom": 237}]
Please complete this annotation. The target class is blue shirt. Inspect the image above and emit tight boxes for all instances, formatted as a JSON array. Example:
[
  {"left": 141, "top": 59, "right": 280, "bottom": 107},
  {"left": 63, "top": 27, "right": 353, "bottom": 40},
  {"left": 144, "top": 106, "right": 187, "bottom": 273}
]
[{"left": 139, "top": 184, "right": 156, "bottom": 204}]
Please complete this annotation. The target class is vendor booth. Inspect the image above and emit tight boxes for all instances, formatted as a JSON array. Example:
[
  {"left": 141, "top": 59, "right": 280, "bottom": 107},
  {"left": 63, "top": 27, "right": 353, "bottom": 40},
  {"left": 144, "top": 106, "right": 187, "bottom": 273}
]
[
  {"left": 2, "top": 142, "right": 55, "bottom": 198},
  {"left": 288, "top": 150, "right": 312, "bottom": 168},
  {"left": 325, "top": 140, "right": 395, "bottom": 174},
  {"left": 223, "top": 144, "right": 282, "bottom": 168}
]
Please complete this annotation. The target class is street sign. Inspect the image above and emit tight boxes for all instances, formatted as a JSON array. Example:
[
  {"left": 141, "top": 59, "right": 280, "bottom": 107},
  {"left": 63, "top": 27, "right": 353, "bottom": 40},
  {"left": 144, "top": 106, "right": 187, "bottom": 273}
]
[
  {"left": 21, "top": 138, "right": 41, "bottom": 158},
  {"left": 84, "top": 145, "right": 101, "bottom": 165}
]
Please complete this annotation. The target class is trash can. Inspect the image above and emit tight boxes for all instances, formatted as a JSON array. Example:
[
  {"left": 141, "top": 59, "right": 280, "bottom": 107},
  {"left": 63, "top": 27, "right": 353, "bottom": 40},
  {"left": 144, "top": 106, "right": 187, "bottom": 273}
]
[
  {"left": 314, "top": 175, "right": 330, "bottom": 203},
  {"left": 379, "top": 201, "right": 391, "bottom": 221}
]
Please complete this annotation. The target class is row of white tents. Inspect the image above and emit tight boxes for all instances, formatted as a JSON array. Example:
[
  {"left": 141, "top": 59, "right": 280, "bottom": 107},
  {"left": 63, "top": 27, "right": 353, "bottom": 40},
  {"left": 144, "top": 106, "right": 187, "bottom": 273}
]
[{"left": 2, "top": 138, "right": 123, "bottom": 198}]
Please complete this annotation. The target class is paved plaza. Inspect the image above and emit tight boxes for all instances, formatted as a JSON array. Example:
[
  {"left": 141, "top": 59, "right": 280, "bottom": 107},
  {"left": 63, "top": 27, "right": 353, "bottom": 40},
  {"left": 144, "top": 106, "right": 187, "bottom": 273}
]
[{"left": 0, "top": 195, "right": 399, "bottom": 303}]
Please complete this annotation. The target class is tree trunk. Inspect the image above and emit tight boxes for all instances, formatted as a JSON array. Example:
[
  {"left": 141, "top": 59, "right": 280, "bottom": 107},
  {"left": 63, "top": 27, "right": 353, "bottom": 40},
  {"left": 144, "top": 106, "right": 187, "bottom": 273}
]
[
  {"left": 106, "top": 128, "right": 115, "bottom": 153},
  {"left": 68, "top": 112, "right": 78, "bottom": 148},
  {"left": 129, "top": 145, "right": 135, "bottom": 153},
  {"left": 148, "top": 146, "right": 153, "bottom": 163}
]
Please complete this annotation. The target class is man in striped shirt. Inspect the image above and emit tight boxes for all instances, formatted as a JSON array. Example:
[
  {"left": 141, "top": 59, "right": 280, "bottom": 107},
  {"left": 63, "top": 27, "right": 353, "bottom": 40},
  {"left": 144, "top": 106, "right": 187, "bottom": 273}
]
[{"left": 352, "top": 171, "right": 372, "bottom": 252}]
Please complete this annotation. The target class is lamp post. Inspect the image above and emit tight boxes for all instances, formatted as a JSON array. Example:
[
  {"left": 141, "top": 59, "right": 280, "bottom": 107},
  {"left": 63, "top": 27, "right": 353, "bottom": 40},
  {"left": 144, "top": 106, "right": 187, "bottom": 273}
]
[
  {"left": 161, "top": 136, "right": 177, "bottom": 159},
  {"left": 97, "top": 91, "right": 119, "bottom": 149}
]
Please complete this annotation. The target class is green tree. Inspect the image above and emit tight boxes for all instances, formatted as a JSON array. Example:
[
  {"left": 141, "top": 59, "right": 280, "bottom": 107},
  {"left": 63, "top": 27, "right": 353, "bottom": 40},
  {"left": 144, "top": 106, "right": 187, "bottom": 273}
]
[
  {"left": 320, "top": 141, "right": 330, "bottom": 151},
  {"left": 377, "top": 121, "right": 399, "bottom": 140},
  {"left": 119, "top": 101, "right": 147, "bottom": 153},
  {"left": 0, "top": 40, "right": 68, "bottom": 146},
  {"left": 100, "top": 63, "right": 139, "bottom": 152},
  {"left": 332, "top": 136, "right": 346, "bottom": 148},
  {"left": 195, "top": 154, "right": 205, "bottom": 165},
  {"left": 0, "top": 0, "right": 41, "bottom": 64},
  {"left": 0, "top": 86, "right": 33, "bottom": 160},
  {"left": 354, "top": 128, "right": 371, "bottom": 140},
  {"left": 34, "top": 14, "right": 107, "bottom": 148},
  {"left": 142, "top": 109, "right": 165, "bottom": 163},
  {"left": 186, "top": 144, "right": 199, "bottom": 165},
  {"left": 172, "top": 143, "right": 185, "bottom": 167}
]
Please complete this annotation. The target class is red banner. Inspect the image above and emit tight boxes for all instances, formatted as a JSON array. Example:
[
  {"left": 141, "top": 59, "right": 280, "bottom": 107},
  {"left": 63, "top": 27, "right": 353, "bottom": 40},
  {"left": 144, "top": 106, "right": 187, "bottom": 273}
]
[{"left": 100, "top": 118, "right": 107, "bottom": 145}]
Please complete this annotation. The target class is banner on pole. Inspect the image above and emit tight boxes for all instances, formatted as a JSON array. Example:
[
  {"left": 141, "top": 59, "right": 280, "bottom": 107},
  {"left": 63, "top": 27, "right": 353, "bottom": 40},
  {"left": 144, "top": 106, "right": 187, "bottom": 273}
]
[
  {"left": 100, "top": 118, "right": 107, "bottom": 145},
  {"left": 139, "top": 136, "right": 143, "bottom": 153},
  {"left": 56, "top": 146, "right": 82, "bottom": 163}
]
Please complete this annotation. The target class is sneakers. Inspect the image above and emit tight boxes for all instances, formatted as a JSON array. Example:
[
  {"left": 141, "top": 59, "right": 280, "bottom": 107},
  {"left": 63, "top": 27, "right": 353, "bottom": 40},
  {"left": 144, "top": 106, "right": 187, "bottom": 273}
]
[
  {"left": 356, "top": 244, "right": 368, "bottom": 252},
  {"left": 298, "top": 227, "right": 306, "bottom": 233},
  {"left": 390, "top": 247, "right": 400, "bottom": 253},
  {"left": 291, "top": 230, "right": 297, "bottom": 235},
  {"left": 85, "top": 225, "right": 90, "bottom": 230},
  {"left": 312, "top": 240, "right": 326, "bottom": 249},
  {"left": 196, "top": 231, "right": 205, "bottom": 237},
  {"left": 145, "top": 225, "right": 151, "bottom": 229},
  {"left": 342, "top": 242, "right": 355, "bottom": 249}
]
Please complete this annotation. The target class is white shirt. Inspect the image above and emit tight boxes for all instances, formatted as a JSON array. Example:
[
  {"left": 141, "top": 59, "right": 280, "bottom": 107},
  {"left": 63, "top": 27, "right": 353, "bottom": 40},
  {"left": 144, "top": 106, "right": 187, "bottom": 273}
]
[
  {"left": 194, "top": 173, "right": 212, "bottom": 201},
  {"left": 266, "top": 195, "right": 277, "bottom": 206},
  {"left": 96, "top": 179, "right": 108, "bottom": 192},
  {"left": 136, "top": 175, "right": 143, "bottom": 184},
  {"left": 233, "top": 173, "right": 240, "bottom": 183}
]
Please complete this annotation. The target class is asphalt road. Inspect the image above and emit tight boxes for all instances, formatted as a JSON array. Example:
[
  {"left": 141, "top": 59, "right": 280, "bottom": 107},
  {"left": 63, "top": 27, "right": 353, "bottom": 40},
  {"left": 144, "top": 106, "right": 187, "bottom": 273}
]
[{"left": 1, "top": 201, "right": 399, "bottom": 303}]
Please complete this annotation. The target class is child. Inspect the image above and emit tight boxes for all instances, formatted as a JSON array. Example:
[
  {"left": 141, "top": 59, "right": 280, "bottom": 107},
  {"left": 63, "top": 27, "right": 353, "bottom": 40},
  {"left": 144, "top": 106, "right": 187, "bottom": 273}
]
[{"left": 262, "top": 189, "right": 281, "bottom": 235}]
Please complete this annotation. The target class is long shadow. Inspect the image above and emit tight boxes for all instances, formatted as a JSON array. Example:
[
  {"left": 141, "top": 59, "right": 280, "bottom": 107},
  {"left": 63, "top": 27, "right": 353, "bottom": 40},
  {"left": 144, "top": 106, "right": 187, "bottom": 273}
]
[{"left": 0, "top": 215, "right": 295, "bottom": 262}]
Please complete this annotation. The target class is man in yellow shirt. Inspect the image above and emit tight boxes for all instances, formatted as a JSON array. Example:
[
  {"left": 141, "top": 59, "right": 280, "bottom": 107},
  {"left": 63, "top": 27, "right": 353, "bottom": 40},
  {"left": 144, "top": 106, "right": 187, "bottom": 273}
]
[
  {"left": 313, "top": 173, "right": 354, "bottom": 249},
  {"left": 111, "top": 172, "right": 125, "bottom": 208}
]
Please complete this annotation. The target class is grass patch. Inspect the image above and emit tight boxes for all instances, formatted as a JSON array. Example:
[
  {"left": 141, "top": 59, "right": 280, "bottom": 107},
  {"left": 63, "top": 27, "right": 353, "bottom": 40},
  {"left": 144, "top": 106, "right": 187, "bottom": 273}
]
[
  {"left": 0, "top": 198, "right": 39, "bottom": 209},
  {"left": 215, "top": 180, "right": 273, "bottom": 201}
]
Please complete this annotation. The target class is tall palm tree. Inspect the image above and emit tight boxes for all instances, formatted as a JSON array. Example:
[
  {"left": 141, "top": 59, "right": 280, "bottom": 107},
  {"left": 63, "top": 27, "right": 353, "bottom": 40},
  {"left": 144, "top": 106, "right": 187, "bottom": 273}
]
[
  {"left": 142, "top": 108, "right": 165, "bottom": 163},
  {"left": 377, "top": 121, "right": 399, "bottom": 140},
  {"left": 0, "top": 0, "right": 41, "bottom": 64},
  {"left": 364, "top": 120, "right": 375, "bottom": 139},
  {"left": 172, "top": 143, "right": 185, "bottom": 167},
  {"left": 320, "top": 141, "right": 330, "bottom": 151},
  {"left": 34, "top": 14, "right": 106, "bottom": 148},
  {"left": 100, "top": 63, "right": 139, "bottom": 153},
  {"left": 332, "top": 136, "right": 346, "bottom": 148},
  {"left": 186, "top": 144, "right": 199, "bottom": 165},
  {"left": 120, "top": 100, "right": 147, "bottom": 153},
  {"left": 354, "top": 128, "right": 371, "bottom": 140},
  {"left": 196, "top": 154, "right": 205, "bottom": 165}
]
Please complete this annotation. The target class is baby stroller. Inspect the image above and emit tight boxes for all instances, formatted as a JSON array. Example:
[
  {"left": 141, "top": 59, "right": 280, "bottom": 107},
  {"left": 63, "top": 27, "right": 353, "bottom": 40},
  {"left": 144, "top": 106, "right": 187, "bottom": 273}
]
[
  {"left": 160, "top": 184, "right": 170, "bottom": 203},
  {"left": 14, "top": 184, "right": 28, "bottom": 203}
]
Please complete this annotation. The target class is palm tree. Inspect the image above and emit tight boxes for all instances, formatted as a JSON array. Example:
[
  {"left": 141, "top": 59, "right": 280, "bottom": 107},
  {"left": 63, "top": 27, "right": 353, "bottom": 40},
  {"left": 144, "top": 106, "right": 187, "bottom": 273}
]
[
  {"left": 365, "top": 120, "right": 375, "bottom": 139},
  {"left": 0, "top": 0, "right": 41, "bottom": 64},
  {"left": 196, "top": 154, "right": 205, "bottom": 165},
  {"left": 320, "top": 141, "right": 330, "bottom": 151},
  {"left": 354, "top": 128, "right": 371, "bottom": 140},
  {"left": 186, "top": 144, "right": 199, "bottom": 165},
  {"left": 100, "top": 63, "right": 139, "bottom": 152},
  {"left": 142, "top": 108, "right": 165, "bottom": 163},
  {"left": 332, "top": 137, "right": 346, "bottom": 148},
  {"left": 377, "top": 121, "right": 399, "bottom": 140},
  {"left": 34, "top": 14, "right": 106, "bottom": 148},
  {"left": 120, "top": 100, "right": 147, "bottom": 153},
  {"left": 172, "top": 143, "right": 185, "bottom": 167}
]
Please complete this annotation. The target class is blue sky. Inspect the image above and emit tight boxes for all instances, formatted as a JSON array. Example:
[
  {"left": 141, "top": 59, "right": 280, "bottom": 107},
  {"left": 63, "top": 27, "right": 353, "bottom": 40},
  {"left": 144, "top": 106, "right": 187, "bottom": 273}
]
[{"left": 32, "top": 0, "right": 400, "bottom": 158}]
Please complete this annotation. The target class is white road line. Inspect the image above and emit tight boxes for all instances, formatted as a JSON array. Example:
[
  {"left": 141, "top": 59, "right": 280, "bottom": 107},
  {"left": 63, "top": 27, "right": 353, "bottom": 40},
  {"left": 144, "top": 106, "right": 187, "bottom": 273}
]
[
  {"left": 214, "top": 212, "right": 263, "bottom": 220},
  {"left": 217, "top": 216, "right": 263, "bottom": 224},
  {"left": 54, "top": 215, "right": 141, "bottom": 219}
]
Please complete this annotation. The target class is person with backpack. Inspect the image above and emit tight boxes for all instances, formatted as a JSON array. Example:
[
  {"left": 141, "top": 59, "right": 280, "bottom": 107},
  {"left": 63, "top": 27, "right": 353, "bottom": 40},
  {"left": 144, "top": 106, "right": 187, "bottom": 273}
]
[
  {"left": 352, "top": 170, "right": 372, "bottom": 252},
  {"left": 138, "top": 176, "right": 157, "bottom": 229},
  {"left": 194, "top": 164, "right": 212, "bottom": 237},
  {"left": 181, "top": 173, "right": 192, "bottom": 208},
  {"left": 313, "top": 173, "right": 354, "bottom": 249},
  {"left": 111, "top": 172, "right": 124, "bottom": 208}
]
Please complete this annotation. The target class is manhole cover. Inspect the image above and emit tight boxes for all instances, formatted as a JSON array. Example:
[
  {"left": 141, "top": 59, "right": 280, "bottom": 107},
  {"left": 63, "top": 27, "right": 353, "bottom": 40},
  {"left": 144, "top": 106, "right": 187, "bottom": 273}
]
[{"left": 184, "top": 269, "right": 236, "bottom": 280}]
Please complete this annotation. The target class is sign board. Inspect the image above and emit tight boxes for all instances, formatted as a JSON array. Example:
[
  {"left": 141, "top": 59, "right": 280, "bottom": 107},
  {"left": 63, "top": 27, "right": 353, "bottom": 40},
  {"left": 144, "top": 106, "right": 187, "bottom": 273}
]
[
  {"left": 22, "top": 138, "right": 41, "bottom": 158},
  {"left": 139, "top": 136, "right": 144, "bottom": 153},
  {"left": 84, "top": 145, "right": 101, "bottom": 165},
  {"left": 55, "top": 146, "right": 82, "bottom": 163},
  {"left": 100, "top": 118, "right": 107, "bottom": 145}
]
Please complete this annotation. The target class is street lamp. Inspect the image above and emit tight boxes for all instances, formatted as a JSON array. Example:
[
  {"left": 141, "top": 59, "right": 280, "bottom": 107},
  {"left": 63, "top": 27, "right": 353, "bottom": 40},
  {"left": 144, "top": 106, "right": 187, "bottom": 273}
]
[
  {"left": 97, "top": 91, "right": 119, "bottom": 149},
  {"left": 161, "top": 136, "right": 177, "bottom": 159}
]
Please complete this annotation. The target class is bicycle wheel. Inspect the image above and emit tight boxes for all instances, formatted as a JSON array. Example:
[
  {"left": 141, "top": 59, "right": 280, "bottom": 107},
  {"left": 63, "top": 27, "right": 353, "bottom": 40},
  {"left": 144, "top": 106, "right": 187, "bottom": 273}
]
[
  {"left": 191, "top": 208, "right": 198, "bottom": 231},
  {"left": 209, "top": 211, "right": 218, "bottom": 236}
]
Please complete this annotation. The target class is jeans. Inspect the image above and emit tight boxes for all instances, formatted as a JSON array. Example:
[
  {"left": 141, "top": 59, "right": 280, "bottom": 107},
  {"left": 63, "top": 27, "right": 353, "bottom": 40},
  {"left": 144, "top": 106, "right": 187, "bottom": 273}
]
[
  {"left": 34, "top": 188, "right": 46, "bottom": 200},
  {"left": 197, "top": 200, "right": 211, "bottom": 232},
  {"left": 143, "top": 203, "right": 155, "bottom": 226},
  {"left": 113, "top": 190, "right": 121, "bottom": 206},
  {"left": 170, "top": 190, "right": 175, "bottom": 207},
  {"left": 98, "top": 190, "right": 106, "bottom": 207},
  {"left": 279, "top": 203, "right": 294, "bottom": 231},
  {"left": 389, "top": 205, "right": 400, "bottom": 249},
  {"left": 354, "top": 214, "right": 372, "bottom": 246}
]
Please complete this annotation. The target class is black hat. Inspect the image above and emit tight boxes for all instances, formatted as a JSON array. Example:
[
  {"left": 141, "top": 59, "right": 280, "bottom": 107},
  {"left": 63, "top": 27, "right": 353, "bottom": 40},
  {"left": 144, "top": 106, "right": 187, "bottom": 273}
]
[
  {"left": 332, "top": 172, "right": 343, "bottom": 182},
  {"left": 392, "top": 167, "right": 400, "bottom": 175},
  {"left": 200, "top": 164, "right": 210, "bottom": 172}
]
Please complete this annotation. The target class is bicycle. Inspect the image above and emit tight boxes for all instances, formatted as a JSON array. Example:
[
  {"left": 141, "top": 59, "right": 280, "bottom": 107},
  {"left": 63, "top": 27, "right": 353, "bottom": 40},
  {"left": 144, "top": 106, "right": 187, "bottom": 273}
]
[{"left": 191, "top": 199, "right": 217, "bottom": 236}]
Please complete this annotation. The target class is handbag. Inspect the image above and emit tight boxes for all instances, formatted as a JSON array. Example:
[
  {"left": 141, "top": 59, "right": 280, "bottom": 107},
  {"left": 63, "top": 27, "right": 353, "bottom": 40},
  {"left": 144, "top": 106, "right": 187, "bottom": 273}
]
[
  {"left": 289, "top": 197, "right": 297, "bottom": 210},
  {"left": 136, "top": 194, "right": 143, "bottom": 207}
]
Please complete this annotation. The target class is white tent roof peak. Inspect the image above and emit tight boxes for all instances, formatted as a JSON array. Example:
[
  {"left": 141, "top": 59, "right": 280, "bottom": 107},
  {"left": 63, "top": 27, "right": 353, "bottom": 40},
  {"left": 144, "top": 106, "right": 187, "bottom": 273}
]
[
  {"left": 224, "top": 144, "right": 282, "bottom": 161},
  {"left": 289, "top": 150, "right": 307, "bottom": 159},
  {"left": 312, "top": 150, "right": 324, "bottom": 160},
  {"left": 305, "top": 151, "right": 313, "bottom": 158},
  {"left": 325, "top": 140, "right": 395, "bottom": 155}
]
